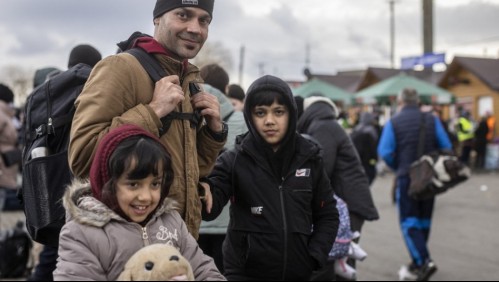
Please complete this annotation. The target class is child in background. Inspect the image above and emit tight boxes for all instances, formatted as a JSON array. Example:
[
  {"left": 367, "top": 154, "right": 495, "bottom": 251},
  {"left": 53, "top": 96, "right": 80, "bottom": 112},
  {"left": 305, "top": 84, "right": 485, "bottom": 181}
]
[
  {"left": 53, "top": 124, "right": 225, "bottom": 281},
  {"left": 201, "top": 75, "right": 339, "bottom": 281}
]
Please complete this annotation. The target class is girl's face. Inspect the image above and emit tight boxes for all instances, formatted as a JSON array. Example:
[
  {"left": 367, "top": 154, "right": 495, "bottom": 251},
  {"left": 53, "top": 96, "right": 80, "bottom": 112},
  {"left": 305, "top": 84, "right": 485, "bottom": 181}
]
[
  {"left": 252, "top": 100, "right": 289, "bottom": 151},
  {"left": 116, "top": 161, "right": 163, "bottom": 223}
]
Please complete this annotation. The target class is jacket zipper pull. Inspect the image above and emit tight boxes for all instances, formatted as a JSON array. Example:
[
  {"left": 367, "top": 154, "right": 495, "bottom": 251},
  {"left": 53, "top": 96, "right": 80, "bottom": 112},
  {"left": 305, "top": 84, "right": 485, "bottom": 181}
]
[{"left": 142, "top": 227, "right": 148, "bottom": 240}]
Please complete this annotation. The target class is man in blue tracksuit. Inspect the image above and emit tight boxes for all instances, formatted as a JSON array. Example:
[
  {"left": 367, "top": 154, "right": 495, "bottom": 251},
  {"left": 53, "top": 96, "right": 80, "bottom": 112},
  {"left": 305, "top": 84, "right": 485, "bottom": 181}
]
[{"left": 378, "top": 88, "right": 452, "bottom": 281}]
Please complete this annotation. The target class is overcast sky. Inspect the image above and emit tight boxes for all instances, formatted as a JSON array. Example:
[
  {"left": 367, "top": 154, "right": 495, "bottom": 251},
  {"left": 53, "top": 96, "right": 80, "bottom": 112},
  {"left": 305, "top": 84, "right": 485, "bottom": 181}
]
[{"left": 1, "top": 0, "right": 499, "bottom": 89}]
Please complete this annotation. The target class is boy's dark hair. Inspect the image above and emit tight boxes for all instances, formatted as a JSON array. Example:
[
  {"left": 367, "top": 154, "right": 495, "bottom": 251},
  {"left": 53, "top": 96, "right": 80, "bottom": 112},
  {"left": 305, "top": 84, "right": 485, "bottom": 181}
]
[
  {"left": 246, "top": 90, "right": 287, "bottom": 110},
  {"left": 101, "top": 135, "right": 174, "bottom": 221}
]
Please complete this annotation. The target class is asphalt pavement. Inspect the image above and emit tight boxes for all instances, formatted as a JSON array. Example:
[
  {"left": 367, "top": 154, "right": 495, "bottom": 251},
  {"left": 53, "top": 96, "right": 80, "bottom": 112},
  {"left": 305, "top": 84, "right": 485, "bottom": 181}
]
[{"left": 356, "top": 170, "right": 499, "bottom": 281}]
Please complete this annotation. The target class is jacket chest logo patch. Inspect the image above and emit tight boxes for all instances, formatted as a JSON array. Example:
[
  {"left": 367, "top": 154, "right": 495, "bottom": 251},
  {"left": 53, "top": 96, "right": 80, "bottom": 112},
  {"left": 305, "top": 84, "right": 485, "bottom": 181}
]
[
  {"left": 156, "top": 226, "right": 179, "bottom": 242},
  {"left": 295, "top": 168, "right": 311, "bottom": 177},
  {"left": 251, "top": 206, "right": 264, "bottom": 216}
]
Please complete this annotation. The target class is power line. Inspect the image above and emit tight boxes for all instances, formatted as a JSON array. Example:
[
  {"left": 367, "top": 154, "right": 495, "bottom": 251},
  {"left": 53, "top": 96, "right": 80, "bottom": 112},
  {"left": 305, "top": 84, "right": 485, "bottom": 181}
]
[{"left": 448, "top": 35, "right": 499, "bottom": 47}]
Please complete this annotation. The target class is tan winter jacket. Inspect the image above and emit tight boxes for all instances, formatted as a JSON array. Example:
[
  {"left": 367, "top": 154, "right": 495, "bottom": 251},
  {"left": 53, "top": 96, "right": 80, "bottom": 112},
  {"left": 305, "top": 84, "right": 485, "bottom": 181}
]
[
  {"left": 0, "top": 101, "right": 19, "bottom": 189},
  {"left": 53, "top": 180, "right": 225, "bottom": 281},
  {"left": 68, "top": 52, "right": 225, "bottom": 238}
]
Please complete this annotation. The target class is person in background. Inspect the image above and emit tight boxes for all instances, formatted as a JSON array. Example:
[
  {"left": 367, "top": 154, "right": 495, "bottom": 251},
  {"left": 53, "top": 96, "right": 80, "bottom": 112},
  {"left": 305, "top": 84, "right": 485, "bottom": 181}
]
[
  {"left": 227, "top": 84, "right": 245, "bottom": 112},
  {"left": 198, "top": 64, "right": 248, "bottom": 272},
  {"left": 202, "top": 75, "right": 339, "bottom": 280},
  {"left": 0, "top": 84, "right": 22, "bottom": 212},
  {"left": 456, "top": 110, "right": 474, "bottom": 166},
  {"left": 474, "top": 116, "right": 489, "bottom": 170},
  {"left": 68, "top": 0, "right": 226, "bottom": 240},
  {"left": 350, "top": 112, "right": 379, "bottom": 185},
  {"left": 297, "top": 95, "right": 379, "bottom": 280},
  {"left": 378, "top": 88, "right": 452, "bottom": 281},
  {"left": 53, "top": 124, "right": 225, "bottom": 281},
  {"left": 199, "top": 63, "right": 229, "bottom": 94},
  {"left": 486, "top": 111, "right": 495, "bottom": 142}
]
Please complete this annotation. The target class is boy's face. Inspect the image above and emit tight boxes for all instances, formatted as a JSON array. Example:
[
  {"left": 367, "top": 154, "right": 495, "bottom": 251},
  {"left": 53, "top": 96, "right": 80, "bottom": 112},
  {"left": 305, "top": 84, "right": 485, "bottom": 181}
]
[
  {"left": 116, "top": 161, "right": 163, "bottom": 223},
  {"left": 252, "top": 100, "right": 289, "bottom": 151}
]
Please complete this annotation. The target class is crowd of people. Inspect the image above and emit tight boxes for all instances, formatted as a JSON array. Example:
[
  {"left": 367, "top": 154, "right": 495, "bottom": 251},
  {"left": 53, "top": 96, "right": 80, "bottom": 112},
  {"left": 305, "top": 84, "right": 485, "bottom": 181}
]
[{"left": 0, "top": 0, "right": 492, "bottom": 281}]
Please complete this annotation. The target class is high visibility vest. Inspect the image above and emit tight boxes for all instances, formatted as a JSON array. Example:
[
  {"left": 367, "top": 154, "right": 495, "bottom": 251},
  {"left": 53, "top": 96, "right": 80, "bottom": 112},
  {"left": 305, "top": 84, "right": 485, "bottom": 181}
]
[
  {"left": 457, "top": 117, "right": 474, "bottom": 142},
  {"left": 487, "top": 117, "right": 495, "bottom": 141}
]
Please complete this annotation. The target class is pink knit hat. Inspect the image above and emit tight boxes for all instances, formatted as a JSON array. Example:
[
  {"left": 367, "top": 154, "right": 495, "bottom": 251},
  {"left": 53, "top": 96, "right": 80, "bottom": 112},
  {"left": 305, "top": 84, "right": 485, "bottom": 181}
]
[{"left": 89, "top": 124, "right": 162, "bottom": 201}]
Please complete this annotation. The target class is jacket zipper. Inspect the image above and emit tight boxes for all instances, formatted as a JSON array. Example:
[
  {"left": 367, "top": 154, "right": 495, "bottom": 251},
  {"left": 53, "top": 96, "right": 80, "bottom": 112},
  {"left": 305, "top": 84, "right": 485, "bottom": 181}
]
[
  {"left": 242, "top": 145, "right": 316, "bottom": 279},
  {"left": 278, "top": 178, "right": 288, "bottom": 281},
  {"left": 140, "top": 226, "right": 149, "bottom": 246}
]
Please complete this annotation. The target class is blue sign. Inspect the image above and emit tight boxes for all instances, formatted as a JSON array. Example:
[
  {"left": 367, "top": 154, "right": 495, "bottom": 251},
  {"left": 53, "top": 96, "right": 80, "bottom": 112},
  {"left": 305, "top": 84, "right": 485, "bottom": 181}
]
[{"left": 401, "top": 53, "right": 446, "bottom": 69}]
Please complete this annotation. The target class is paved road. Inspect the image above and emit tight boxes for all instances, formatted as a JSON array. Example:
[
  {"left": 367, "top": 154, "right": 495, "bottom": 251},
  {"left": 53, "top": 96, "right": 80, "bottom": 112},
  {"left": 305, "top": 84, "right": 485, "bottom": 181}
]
[{"left": 356, "top": 171, "right": 499, "bottom": 281}]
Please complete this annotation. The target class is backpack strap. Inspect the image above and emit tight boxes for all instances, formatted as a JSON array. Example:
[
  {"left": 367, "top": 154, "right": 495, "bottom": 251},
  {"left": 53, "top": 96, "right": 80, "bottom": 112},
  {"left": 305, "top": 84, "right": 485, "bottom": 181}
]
[
  {"left": 126, "top": 48, "right": 166, "bottom": 83},
  {"left": 126, "top": 48, "right": 202, "bottom": 134}
]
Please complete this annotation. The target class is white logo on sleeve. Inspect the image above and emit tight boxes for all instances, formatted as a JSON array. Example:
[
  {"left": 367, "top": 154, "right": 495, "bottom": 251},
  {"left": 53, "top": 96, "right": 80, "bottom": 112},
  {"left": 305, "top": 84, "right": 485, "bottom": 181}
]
[
  {"left": 251, "top": 206, "right": 264, "bottom": 215},
  {"left": 295, "top": 168, "right": 311, "bottom": 177}
]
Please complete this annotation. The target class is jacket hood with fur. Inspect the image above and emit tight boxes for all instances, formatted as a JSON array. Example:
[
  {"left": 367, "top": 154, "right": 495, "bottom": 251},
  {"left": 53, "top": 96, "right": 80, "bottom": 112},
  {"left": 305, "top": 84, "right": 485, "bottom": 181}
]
[{"left": 63, "top": 179, "right": 177, "bottom": 228}]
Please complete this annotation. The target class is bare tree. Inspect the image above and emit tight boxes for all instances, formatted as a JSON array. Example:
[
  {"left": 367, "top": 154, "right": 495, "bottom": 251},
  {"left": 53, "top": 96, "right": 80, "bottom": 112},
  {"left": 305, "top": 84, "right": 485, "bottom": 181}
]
[
  {"left": 0, "top": 65, "right": 33, "bottom": 107},
  {"left": 193, "top": 41, "right": 234, "bottom": 72}
]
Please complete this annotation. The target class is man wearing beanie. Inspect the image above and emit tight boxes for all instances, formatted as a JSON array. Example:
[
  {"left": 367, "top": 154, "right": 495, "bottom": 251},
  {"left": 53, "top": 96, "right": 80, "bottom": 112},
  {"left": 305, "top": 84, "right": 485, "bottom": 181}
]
[{"left": 69, "top": 0, "right": 224, "bottom": 239}]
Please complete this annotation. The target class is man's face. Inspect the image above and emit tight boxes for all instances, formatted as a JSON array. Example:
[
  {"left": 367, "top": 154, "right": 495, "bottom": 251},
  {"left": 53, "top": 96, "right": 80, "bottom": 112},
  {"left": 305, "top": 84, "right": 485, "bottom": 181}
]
[
  {"left": 252, "top": 100, "right": 289, "bottom": 151},
  {"left": 154, "top": 7, "right": 211, "bottom": 60}
]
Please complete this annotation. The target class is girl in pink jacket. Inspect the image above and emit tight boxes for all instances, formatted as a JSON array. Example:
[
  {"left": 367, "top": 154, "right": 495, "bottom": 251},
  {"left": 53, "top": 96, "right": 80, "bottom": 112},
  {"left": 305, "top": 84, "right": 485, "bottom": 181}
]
[{"left": 54, "top": 124, "right": 225, "bottom": 281}]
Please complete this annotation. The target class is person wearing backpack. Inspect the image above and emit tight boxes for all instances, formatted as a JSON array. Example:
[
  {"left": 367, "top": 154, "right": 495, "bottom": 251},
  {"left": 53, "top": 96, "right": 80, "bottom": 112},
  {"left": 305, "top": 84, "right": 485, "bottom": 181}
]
[
  {"left": 26, "top": 44, "right": 101, "bottom": 282},
  {"left": 68, "top": 0, "right": 226, "bottom": 240}
]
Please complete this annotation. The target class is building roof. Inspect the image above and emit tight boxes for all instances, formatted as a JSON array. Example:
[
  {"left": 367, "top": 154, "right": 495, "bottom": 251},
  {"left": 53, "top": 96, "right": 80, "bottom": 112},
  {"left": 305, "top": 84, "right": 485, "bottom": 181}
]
[{"left": 439, "top": 56, "right": 499, "bottom": 91}]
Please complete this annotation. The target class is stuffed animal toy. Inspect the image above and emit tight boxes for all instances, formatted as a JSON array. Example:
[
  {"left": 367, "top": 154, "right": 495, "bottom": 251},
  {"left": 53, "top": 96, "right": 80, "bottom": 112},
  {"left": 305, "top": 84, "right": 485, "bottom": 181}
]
[{"left": 118, "top": 244, "right": 195, "bottom": 281}]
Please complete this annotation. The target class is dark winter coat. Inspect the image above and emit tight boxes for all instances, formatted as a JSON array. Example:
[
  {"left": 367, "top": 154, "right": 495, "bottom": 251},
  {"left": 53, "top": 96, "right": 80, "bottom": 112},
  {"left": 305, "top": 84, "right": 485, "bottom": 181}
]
[
  {"left": 203, "top": 75, "right": 339, "bottom": 281},
  {"left": 297, "top": 100, "right": 379, "bottom": 221}
]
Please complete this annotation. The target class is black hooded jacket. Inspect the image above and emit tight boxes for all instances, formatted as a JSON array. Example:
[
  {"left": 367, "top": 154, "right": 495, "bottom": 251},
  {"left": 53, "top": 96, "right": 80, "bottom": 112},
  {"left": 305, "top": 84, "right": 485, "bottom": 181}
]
[
  {"left": 297, "top": 100, "right": 379, "bottom": 221},
  {"left": 203, "top": 75, "right": 339, "bottom": 281}
]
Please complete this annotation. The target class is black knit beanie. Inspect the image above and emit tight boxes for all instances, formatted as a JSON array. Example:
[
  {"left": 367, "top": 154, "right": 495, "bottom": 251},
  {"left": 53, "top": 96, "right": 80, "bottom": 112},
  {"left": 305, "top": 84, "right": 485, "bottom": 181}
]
[
  {"left": 153, "top": 0, "right": 215, "bottom": 19},
  {"left": 68, "top": 44, "right": 102, "bottom": 68},
  {"left": 0, "top": 84, "right": 14, "bottom": 104}
]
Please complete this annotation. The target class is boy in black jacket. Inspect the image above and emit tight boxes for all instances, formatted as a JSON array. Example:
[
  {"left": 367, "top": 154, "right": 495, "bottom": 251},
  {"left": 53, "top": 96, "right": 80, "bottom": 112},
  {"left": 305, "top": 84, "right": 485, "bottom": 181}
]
[{"left": 201, "top": 75, "right": 339, "bottom": 281}]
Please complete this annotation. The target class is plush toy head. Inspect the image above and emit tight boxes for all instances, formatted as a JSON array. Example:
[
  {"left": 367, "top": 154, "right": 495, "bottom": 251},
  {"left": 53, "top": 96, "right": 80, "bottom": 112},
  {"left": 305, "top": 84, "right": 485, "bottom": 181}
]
[{"left": 118, "top": 244, "right": 194, "bottom": 281}]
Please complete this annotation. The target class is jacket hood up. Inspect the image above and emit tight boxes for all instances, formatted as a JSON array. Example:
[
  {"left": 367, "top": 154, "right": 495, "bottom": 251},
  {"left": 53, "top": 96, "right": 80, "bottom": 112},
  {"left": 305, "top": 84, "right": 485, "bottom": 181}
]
[{"left": 243, "top": 75, "right": 297, "bottom": 148}]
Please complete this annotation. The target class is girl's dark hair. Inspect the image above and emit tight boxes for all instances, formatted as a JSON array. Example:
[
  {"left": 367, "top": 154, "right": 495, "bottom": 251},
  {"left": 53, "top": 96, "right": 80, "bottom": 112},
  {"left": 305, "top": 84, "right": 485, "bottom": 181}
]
[
  {"left": 100, "top": 136, "right": 173, "bottom": 220},
  {"left": 246, "top": 90, "right": 287, "bottom": 109}
]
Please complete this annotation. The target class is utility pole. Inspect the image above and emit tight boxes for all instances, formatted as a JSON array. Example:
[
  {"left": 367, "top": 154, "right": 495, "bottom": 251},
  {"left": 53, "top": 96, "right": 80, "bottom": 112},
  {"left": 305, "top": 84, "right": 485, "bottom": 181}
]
[
  {"left": 388, "top": 0, "right": 397, "bottom": 69},
  {"left": 238, "top": 45, "right": 245, "bottom": 86},
  {"left": 423, "top": 0, "right": 433, "bottom": 54}
]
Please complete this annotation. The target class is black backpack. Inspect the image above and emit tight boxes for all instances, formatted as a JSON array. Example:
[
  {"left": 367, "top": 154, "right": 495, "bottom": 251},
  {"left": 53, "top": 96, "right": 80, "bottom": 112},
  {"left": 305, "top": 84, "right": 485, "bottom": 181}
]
[
  {"left": 22, "top": 63, "right": 91, "bottom": 247},
  {"left": 0, "top": 220, "right": 33, "bottom": 278}
]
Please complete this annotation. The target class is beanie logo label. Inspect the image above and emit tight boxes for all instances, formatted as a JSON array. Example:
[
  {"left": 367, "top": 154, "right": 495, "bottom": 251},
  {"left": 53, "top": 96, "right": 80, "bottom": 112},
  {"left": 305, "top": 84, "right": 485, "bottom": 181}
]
[{"left": 182, "top": 0, "right": 198, "bottom": 5}]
